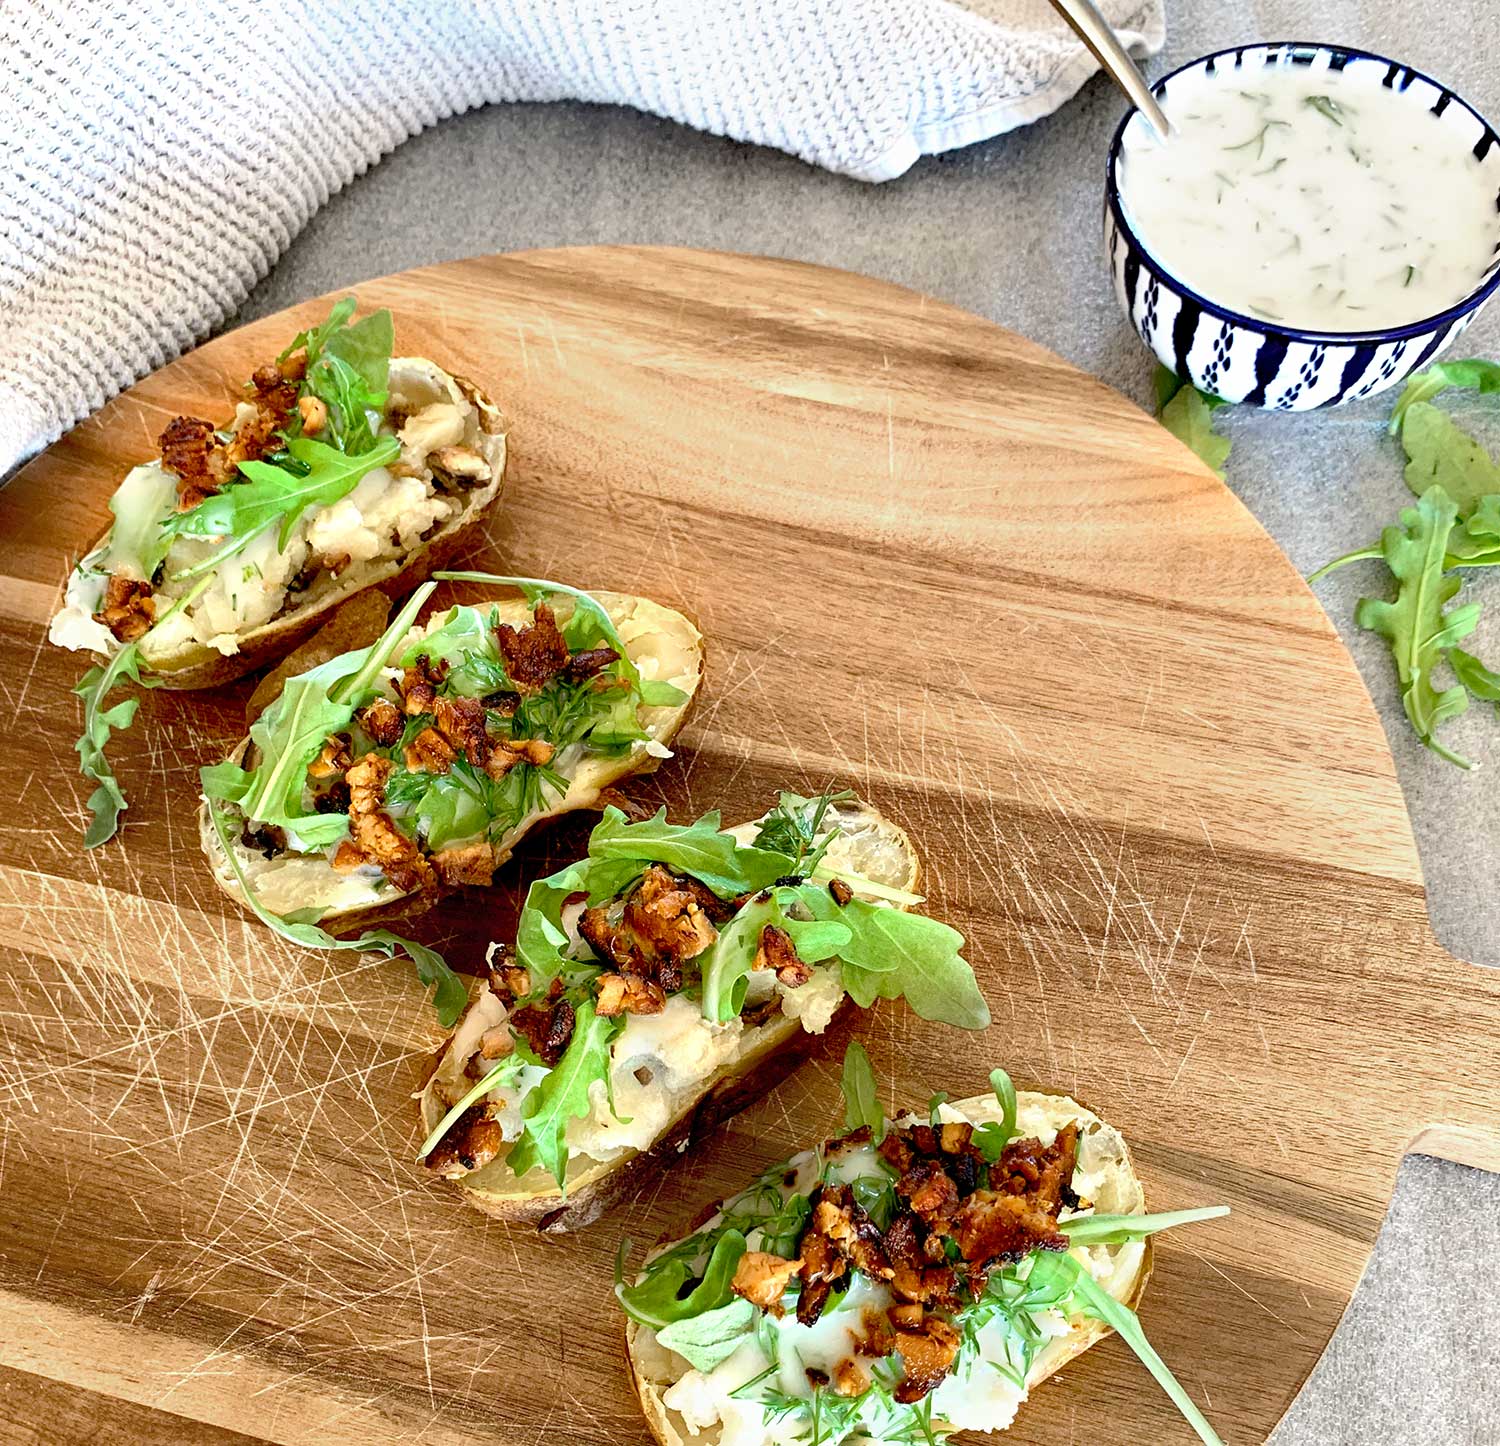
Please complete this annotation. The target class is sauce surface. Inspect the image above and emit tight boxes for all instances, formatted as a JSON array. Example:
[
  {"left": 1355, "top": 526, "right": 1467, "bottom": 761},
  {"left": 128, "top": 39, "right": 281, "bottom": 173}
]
[{"left": 1119, "top": 63, "right": 1499, "bottom": 331}]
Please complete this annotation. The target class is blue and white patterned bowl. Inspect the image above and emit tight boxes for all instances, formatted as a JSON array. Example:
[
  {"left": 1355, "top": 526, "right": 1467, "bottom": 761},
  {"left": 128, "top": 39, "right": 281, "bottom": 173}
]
[{"left": 1105, "top": 43, "right": 1500, "bottom": 410}]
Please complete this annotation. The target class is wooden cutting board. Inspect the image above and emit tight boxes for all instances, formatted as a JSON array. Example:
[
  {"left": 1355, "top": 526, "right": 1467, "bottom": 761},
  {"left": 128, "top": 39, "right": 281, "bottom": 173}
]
[{"left": 1, "top": 247, "right": 1496, "bottom": 1445}]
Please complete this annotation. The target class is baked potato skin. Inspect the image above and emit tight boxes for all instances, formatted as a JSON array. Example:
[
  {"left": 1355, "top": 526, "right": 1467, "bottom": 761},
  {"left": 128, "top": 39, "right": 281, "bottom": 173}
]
[
  {"left": 446, "top": 1000, "right": 852, "bottom": 1234},
  {"left": 199, "top": 592, "right": 704, "bottom": 927},
  {"left": 64, "top": 358, "right": 507, "bottom": 690},
  {"left": 624, "top": 1089, "right": 1155, "bottom": 1446}
]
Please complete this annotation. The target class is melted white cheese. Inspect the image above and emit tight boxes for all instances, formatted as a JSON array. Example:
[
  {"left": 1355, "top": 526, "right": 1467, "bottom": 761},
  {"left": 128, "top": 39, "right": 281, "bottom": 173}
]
[{"left": 1119, "top": 63, "right": 1498, "bottom": 330}]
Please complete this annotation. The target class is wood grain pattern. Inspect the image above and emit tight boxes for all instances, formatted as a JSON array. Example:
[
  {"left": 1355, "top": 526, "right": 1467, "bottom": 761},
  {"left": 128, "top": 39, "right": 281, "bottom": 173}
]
[{"left": 1, "top": 246, "right": 1495, "bottom": 1445}]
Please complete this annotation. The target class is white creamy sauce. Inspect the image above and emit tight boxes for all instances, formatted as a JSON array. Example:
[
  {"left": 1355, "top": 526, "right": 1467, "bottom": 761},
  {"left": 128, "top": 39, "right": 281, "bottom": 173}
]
[{"left": 1120, "top": 64, "right": 1498, "bottom": 330}]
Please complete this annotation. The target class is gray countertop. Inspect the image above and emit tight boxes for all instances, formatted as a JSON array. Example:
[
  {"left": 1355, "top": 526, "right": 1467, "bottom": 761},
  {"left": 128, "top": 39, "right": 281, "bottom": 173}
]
[{"left": 233, "top": 3, "right": 1499, "bottom": 1438}]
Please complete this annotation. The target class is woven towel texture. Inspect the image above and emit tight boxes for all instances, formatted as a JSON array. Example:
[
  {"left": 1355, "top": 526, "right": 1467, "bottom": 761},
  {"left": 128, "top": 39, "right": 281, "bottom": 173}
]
[{"left": 0, "top": 0, "right": 1162, "bottom": 474}]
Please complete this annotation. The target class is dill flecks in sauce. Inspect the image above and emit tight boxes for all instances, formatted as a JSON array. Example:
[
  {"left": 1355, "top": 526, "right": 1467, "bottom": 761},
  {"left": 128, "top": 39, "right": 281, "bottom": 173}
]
[{"left": 1119, "top": 65, "right": 1498, "bottom": 331}]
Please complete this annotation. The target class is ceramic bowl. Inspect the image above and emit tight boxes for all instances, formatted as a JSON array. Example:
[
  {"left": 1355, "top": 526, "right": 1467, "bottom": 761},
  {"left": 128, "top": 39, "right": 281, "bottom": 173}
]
[{"left": 1104, "top": 42, "right": 1500, "bottom": 410}]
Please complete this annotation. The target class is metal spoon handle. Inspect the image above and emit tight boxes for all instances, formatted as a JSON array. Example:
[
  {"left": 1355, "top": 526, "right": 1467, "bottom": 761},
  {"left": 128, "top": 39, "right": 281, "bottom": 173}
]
[{"left": 1049, "top": 0, "right": 1171, "bottom": 140}]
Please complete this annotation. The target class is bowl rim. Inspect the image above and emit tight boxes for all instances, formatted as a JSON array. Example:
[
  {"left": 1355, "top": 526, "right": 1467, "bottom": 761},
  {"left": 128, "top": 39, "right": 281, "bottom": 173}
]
[{"left": 1105, "top": 40, "right": 1500, "bottom": 345}]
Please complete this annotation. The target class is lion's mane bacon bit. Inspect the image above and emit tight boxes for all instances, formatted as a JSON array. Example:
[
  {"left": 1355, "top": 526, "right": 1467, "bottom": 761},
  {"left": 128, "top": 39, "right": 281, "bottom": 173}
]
[
  {"left": 495, "top": 603, "right": 570, "bottom": 693},
  {"left": 93, "top": 573, "right": 156, "bottom": 643},
  {"left": 509, "top": 991, "right": 575, "bottom": 1066},
  {"left": 579, "top": 864, "right": 722, "bottom": 1003},
  {"left": 890, "top": 1314, "right": 961, "bottom": 1404},
  {"left": 331, "top": 754, "right": 436, "bottom": 895},
  {"left": 730, "top": 1251, "right": 803, "bottom": 1315},
  {"left": 754, "top": 923, "right": 812, "bottom": 989},
  {"left": 159, "top": 359, "right": 303, "bottom": 510},
  {"left": 430, "top": 839, "right": 499, "bottom": 888},
  {"left": 399, "top": 655, "right": 449, "bottom": 716},
  {"left": 594, "top": 971, "right": 666, "bottom": 1018},
  {"left": 424, "top": 1103, "right": 505, "bottom": 1177},
  {"left": 358, "top": 697, "right": 404, "bottom": 746}
]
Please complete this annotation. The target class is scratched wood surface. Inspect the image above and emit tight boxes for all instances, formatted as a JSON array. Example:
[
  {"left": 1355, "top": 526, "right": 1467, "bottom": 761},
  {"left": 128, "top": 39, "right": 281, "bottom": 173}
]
[{"left": 1, "top": 247, "right": 1497, "bottom": 1445}]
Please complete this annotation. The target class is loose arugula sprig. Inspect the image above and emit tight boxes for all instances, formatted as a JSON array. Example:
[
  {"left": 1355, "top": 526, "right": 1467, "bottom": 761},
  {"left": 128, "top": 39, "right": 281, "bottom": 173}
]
[
  {"left": 1309, "top": 360, "right": 1500, "bottom": 766},
  {"left": 1155, "top": 366, "right": 1232, "bottom": 479},
  {"left": 204, "top": 796, "right": 467, "bottom": 1024},
  {"left": 74, "top": 573, "right": 216, "bottom": 847}
]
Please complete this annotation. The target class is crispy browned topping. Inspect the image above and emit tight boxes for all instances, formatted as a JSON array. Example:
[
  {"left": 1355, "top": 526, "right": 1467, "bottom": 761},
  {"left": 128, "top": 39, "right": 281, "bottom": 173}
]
[
  {"left": 432, "top": 695, "right": 490, "bottom": 766},
  {"left": 594, "top": 971, "right": 667, "bottom": 1017},
  {"left": 424, "top": 1104, "right": 504, "bottom": 1177},
  {"left": 431, "top": 840, "right": 499, "bottom": 887},
  {"left": 730, "top": 1250, "right": 802, "bottom": 1315},
  {"left": 487, "top": 959, "right": 531, "bottom": 1005},
  {"left": 159, "top": 361, "right": 301, "bottom": 509},
  {"left": 358, "top": 697, "right": 404, "bottom": 746},
  {"left": 828, "top": 877, "right": 854, "bottom": 907},
  {"left": 404, "top": 726, "right": 457, "bottom": 775},
  {"left": 159, "top": 416, "right": 226, "bottom": 509},
  {"left": 580, "top": 864, "right": 720, "bottom": 995},
  {"left": 495, "top": 603, "right": 570, "bottom": 694},
  {"left": 306, "top": 734, "right": 351, "bottom": 781},
  {"left": 561, "top": 645, "right": 618, "bottom": 683},
  {"left": 755, "top": 923, "right": 812, "bottom": 989},
  {"left": 297, "top": 394, "right": 328, "bottom": 434},
  {"left": 717, "top": 1113, "right": 1083, "bottom": 1404},
  {"left": 93, "top": 573, "right": 156, "bottom": 643},
  {"left": 510, "top": 993, "right": 575, "bottom": 1066},
  {"left": 890, "top": 1315, "right": 961, "bottom": 1404},
  {"left": 484, "top": 736, "right": 556, "bottom": 780},
  {"left": 400, "top": 655, "right": 448, "bottom": 716},
  {"left": 833, "top": 1359, "right": 869, "bottom": 1397},
  {"left": 339, "top": 755, "right": 435, "bottom": 894}
]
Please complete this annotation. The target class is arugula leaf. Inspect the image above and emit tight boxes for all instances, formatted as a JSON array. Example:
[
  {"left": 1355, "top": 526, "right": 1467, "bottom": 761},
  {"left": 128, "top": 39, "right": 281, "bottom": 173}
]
[
  {"left": 698, "top": 891, "right": 851, "bottom": 1024},
  {"left": 1389, "top": 358, "right": 1500, "bottom": 435},
  {"left": 203, "top": 798, "right": 467, "bottom": 1024},
  {"left": 171, "top": 434, "right": 399, "bottom": 554},
  {"left": 1447, "top": 496, "right": 1500, "bottom": 566},
  {"left": 75, "top": 642, "right": 159, "bottom": 848},
  {"left": 1450, "top": 646, "right": 1500, "bottom": 709},
  {"left": 926, "top": 1091, "right": 950, "bottom": 1124},
  {"left": 1068, "top": 1269, "right": 1224, "bottom": 1446},
  {"left": 72, "top": 571, "right": 217, "bottom": 847},
  {"left": 98, "top": 463, "right": 178, "bottom": 583},
  {"left": 303, "top": 308, "right": 393, "bottom": 453},
  {"left": 1159, "top": 382, "right": 1232, "bottom": 479},
  {"left": 655, "top": 1299, "right": 757, "bottom": 1373},
  {"left": 280, "top": 296, "right": 357, "bottom": 368},
  {"left": 615, "top": 1230, "right": 748, "bottom": 1329},
  {"left": 589, "top": 805, "right": 788, "bottom": 897},
  {"left": 1059, "top": 1204, "right": 1229, "bottom": 1245},
  {"left": 839, "top": 1040, "right": 884, "bottom": 1139},
  {"left": 506, "top": 1001, "right": 621, "bottom": 1188},
  {"left": 972, "top": 1066, "right": 1018, "bottom": 1162},
  {"left": 1155, "top": 366, "right": 1231, "bottom": 478},
  {"left": 1354, "top": 487, "right": 1480, "bottom": 766},
  {"left": 829, "top": 896, "right": 990, "bottom": 1030},
  {"left": 1398, "top": 401, "right": 1500, "bottom": 515},
  {"left": 203, "top": 583, "right": 436, "bottom": 847}
]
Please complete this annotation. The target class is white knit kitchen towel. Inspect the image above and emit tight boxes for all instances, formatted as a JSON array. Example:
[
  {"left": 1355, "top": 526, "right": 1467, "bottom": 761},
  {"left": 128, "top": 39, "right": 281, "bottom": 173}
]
[{"left": 0, "top": 0, "right": 1163, "bottom": 474}]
